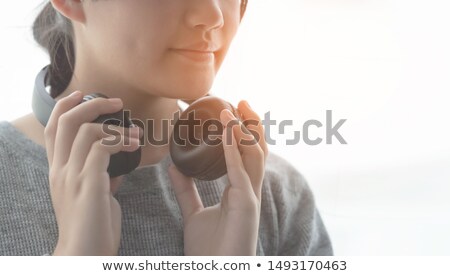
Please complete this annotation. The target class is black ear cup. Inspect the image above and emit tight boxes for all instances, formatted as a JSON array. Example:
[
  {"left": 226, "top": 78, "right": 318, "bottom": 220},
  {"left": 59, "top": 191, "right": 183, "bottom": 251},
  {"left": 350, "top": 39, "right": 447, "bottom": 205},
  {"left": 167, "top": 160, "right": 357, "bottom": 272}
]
[
  {"left": 81, "top": 93, "right": 141, "bottom": 178},
  {"left": 169, "top": 96, "right": 249, "bottom": 181}
]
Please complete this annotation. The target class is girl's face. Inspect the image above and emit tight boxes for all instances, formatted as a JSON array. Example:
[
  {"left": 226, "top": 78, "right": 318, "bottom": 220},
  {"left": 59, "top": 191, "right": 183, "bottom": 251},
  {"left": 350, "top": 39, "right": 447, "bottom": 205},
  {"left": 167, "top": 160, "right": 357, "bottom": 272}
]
[{"left": 78, "top": 0, "right": 242, "bottom": 101}]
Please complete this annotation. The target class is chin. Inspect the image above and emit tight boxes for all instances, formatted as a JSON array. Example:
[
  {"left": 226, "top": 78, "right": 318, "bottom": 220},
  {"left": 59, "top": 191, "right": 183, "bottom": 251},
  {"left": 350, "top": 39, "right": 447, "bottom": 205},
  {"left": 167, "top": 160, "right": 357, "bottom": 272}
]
[
  {"left": 172, "top": 80, "right": 214, "bottom": 100},
  {"left": 176, "top": 89, "right": 210, "bottom": 102}
]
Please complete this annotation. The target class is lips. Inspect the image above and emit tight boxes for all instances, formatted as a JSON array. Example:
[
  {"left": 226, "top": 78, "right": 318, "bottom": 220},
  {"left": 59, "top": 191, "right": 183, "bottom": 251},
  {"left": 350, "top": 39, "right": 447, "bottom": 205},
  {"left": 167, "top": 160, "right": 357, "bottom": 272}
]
[
  {"left": 171, "top": 48, "right": 215, "bottom": 63},
  {"left": 171, "top": 41, "right": 219, "bottom": 63}
]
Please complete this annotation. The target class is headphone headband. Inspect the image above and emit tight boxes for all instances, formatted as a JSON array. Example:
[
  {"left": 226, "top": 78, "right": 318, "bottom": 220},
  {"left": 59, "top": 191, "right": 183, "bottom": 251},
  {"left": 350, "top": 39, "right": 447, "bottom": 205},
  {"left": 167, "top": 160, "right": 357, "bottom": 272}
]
[{"left": 32, "top": 65, "right": 55, "bottom": 127}]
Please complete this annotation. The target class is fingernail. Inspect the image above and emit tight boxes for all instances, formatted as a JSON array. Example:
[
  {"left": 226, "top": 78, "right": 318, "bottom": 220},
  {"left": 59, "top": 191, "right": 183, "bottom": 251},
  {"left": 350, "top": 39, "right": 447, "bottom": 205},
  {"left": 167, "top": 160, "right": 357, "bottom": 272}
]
[
  {"left": 108, "top": 98, "right": 122, "bottom": 106},
  {"left": 224, "top": 109, "right": 235, "bottom": 120},
  {"left": 130, "top": 125, "right": 144, "bottom": 138},
  {"left": 70, "top": 91, "right": 81, "bottom": 97},
  {"left": 129, "top": 126, "right": 139, "bottom": 136}
]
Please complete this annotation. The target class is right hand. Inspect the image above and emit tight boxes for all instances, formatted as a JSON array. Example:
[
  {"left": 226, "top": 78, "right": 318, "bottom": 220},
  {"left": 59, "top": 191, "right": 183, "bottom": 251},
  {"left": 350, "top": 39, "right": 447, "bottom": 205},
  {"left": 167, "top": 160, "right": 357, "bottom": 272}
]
[{"left": 44, "top": 91, "right": 142, "bottom": 255}]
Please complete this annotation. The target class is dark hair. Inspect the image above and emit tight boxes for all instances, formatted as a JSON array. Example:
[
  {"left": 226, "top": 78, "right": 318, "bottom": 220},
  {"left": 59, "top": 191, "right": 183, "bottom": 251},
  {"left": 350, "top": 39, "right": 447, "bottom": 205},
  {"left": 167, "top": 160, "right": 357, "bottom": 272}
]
[{"left": 32, "top": 0, "right": 248, "bottom": 98}]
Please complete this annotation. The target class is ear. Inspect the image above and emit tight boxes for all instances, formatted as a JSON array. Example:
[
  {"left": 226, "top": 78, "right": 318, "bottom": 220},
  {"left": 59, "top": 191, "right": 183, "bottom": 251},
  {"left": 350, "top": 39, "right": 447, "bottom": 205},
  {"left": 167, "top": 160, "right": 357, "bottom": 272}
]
[{"left": 50, "top": 0, "right": 86, "bottom": 23}]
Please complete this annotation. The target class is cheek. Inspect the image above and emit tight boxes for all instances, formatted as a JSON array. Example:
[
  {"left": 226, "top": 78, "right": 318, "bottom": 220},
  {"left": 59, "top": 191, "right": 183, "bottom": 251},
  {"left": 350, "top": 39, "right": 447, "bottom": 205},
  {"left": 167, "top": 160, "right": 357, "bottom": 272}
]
[
  {"left": 94, "top": 1, "right": 177, "bottom": 63},
  {"left": 107, "top": 21, "right": 176, "bottom": 83},
  {"left": 214, "top": 15, "right": 240, "bottom": 71}
]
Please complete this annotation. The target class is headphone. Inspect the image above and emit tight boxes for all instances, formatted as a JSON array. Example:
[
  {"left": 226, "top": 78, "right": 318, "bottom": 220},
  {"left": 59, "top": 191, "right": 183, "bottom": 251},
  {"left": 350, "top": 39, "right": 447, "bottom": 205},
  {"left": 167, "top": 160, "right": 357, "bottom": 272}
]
[{"left": 32, "top": 65, "right": 247, "bottom": 180}]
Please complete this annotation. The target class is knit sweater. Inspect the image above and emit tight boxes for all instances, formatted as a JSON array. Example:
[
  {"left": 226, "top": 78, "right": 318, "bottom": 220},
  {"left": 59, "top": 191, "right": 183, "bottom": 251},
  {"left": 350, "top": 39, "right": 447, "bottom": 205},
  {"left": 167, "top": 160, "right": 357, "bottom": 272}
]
[{"left": 0, "top": 120, "right": 333, "bottom": 256}]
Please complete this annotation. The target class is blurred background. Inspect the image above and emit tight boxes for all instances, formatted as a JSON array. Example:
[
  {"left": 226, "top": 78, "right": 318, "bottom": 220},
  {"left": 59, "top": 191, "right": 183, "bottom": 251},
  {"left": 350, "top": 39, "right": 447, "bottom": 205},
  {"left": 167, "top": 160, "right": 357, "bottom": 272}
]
[{"left": 1, "top": 0, "right": 449, "bottom": 255}]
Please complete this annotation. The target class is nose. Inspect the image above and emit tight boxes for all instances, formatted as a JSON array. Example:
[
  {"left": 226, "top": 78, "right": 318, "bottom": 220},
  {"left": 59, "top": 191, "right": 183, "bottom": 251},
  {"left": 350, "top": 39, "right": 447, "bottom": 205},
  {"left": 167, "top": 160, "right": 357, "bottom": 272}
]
[{"left": 184, "top": 0, "right": 225, "bottom": 34}]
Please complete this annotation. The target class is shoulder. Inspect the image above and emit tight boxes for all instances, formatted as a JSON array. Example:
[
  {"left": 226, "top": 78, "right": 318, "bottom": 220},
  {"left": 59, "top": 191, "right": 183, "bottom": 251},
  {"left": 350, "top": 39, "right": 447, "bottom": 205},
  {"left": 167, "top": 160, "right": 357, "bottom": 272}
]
[
  {"left": 261, "top": 151, "right": 315, "bottom": 221},
  {"left": 262, "top": 151, "right": 312, "bottom": 199},
  {"left": 0, "top": 120, "right": 48, "bottom": 165},
  {"left": 259, "top": 151, "right": 333, "bottom": 255},
  {"left": 0, "top": 120, "right": 27, "bottom": 142},
  {"left": 0, "top": 121, "right": 25, "bottom": 174},
  {"left": 0, "top": 121, "right": 15, "bottom": 154},
  {"left": 0, "top": 120, "right": 14, "bottom": 137}
]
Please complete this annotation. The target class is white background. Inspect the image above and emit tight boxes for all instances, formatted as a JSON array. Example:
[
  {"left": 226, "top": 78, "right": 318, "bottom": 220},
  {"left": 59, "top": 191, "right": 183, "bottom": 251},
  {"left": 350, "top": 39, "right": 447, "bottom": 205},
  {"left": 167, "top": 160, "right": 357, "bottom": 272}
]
[{"left": 1, "top": 0, "right": 449, "bottom": 255}]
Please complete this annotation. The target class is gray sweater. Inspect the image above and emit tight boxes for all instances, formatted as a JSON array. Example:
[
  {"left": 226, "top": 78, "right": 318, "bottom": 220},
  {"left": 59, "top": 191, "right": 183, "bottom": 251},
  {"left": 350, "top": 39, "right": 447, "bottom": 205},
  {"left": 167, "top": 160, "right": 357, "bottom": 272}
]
[{"left": 0, "top": 120, "right": 333, "bottom": 256}]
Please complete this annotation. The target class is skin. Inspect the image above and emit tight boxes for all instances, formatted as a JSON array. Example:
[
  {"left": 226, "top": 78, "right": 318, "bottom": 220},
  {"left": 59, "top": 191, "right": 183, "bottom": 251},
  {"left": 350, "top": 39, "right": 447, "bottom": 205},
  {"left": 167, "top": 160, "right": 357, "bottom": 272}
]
[{"left": 12, "top": 0, "right": 269, "bottom": 255}]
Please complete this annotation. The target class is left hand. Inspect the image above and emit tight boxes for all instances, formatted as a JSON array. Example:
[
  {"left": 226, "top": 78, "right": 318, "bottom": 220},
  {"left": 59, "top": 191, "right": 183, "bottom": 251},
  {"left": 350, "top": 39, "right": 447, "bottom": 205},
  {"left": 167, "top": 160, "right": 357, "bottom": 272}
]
[{"left": 168, "top": 100, "right": 268, "bottom": 255}]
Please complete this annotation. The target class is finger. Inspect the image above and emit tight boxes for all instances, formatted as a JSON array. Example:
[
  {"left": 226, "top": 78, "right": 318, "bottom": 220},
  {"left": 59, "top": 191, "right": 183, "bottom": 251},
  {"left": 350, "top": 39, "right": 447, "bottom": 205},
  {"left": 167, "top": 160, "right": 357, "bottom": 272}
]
[
  {"left": 237, "top": 100, "right": 269, "bottom": 161},
  {"left": 44, "top": 90, "right": 84, "bottom": 167},
  {"left": 220, "top": 109, "right": 252, "bottom": 191},
  {"left": 222, "top": 109, "right": 264, "bottom": 199},
  {"left": 168, "top": 163, "right": 204, "bottom": 222},
  {"left": 53, "top": 97, "right": 124, "bottom": 167},
  {"left": 68, "top": 123, "right": 141, "bottom": 173},
  {"left": 81, "top": 136, "right": 140, "bottom": 195}
]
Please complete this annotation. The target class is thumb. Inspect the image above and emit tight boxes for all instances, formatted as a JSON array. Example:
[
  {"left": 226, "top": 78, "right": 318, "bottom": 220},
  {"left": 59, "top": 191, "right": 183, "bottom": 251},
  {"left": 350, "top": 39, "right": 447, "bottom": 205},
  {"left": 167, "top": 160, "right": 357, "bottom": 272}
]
[{"left": 168, "top": 163, "right": 204, "bottom": 222}]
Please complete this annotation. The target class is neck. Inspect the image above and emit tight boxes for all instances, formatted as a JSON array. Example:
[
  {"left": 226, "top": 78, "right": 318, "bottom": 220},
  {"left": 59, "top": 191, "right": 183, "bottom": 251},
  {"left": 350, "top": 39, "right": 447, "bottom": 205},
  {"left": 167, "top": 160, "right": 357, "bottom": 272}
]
[{"left": 55, "top": 65, "right": 181, "bottom": 167}]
